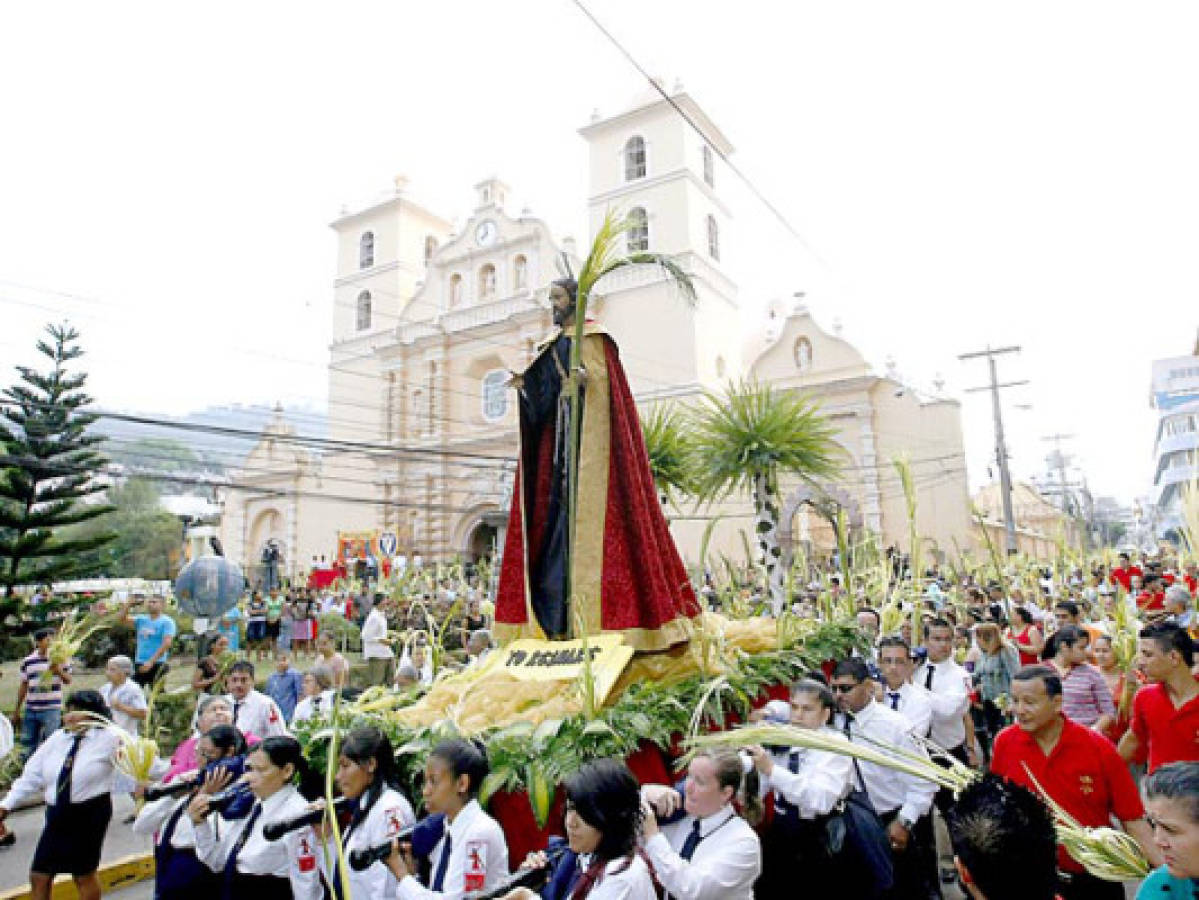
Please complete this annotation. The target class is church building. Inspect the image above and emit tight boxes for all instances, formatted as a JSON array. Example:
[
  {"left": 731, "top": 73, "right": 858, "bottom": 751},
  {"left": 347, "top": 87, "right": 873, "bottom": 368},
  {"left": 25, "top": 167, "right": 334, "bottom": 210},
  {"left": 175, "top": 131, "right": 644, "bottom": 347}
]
[{"left": 217, "top": 87, "right": 972, "bottom": 584}]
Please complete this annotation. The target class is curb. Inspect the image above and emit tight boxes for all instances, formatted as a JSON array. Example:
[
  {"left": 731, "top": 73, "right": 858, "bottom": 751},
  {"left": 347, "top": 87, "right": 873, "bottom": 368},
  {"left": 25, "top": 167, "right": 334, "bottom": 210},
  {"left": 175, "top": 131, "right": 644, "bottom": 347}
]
[{"left": 0, "top": 852, "right": 153, "bottom": 899}]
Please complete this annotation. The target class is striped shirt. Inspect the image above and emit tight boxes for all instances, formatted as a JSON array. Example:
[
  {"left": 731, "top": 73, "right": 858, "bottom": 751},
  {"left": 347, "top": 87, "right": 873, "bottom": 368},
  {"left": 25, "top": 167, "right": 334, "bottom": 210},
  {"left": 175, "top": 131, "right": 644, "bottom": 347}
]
[
  {"left": 20, "top": 651, "right": 69, "bottom": 712},
  {"left": 1060, "top": 663, "right": 1116, "bottom": 728}
]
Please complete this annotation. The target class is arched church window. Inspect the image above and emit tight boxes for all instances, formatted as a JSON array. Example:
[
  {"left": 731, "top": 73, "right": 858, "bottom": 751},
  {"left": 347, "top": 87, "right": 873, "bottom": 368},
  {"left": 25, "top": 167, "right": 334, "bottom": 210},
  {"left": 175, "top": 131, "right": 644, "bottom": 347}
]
[
  {"left": 628, "top": 207, "right": 649, "bottom": 253},
  {"left": 356, "top": 290, "right": 372, "bottom": 331},
  {"left": 424, "top": 235, "right": 438, "bottom": 263},
  {"left": 481, "top": 370, "right": 509, "bottom": 423},
  {"left": 624, "top": 135, "right": 647, "bottom": 181},
  {"left": 513, "top": 255, "right": 528, "bottom": 289},
  {"left": 479, "top": 264, "right": 497, "bottom": 299},
  {"left": 707, "top": 214, "right": 720, "bottom": 261},
  {"left": 702, "top": 144, "right": 715, "bottom": 187},
  {"left": 359, "top": 231, "right": 374, "bottom": 269},
  {"left": 449, "top": 273, "right": 463, "bottom": 307}
]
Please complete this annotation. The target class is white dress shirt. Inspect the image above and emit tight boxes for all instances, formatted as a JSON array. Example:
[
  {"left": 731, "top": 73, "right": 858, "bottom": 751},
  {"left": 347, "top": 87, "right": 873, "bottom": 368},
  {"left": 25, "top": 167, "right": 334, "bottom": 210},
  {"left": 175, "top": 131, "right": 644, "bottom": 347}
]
[
  {"left": 644, "top": 805, "right": 761, "bottom": 900},
  {"left": 882, "top": 681, "right": 934, "bottom": 738},
  {"left": 913, "top": 658, "right": 970, "bottom": 748},
  {"left": 396, "top": 798, "right": 509, "bottom": 900},
  {"left": 193, "top": 783, "right": 321, "bottom": 899},
  {"left": 226, "top": 689, "right": 289, "bottom": 738},
  {"left": 362, "top": 608, "right": 394, "bottom": 660},
  {"left": 839, "top": 701, "right": 936, "bottom": 824},
  {"left": 1, "top": 727, "right": 120, "bottom": 809},
  {"left": 584, "top": 854, "right": 658, "bottom": 900},
  {"left": 321, "top": 786, "right": 415, "bottom": 899},
  {"left": 291, "top": 690, "right": 336, "bottom": 723},
  {"left": 134, "top": 794, "right": 199, "bottom": 849},
  {"left": 763, "top": 736, "right": 854, "bottom": 819}
]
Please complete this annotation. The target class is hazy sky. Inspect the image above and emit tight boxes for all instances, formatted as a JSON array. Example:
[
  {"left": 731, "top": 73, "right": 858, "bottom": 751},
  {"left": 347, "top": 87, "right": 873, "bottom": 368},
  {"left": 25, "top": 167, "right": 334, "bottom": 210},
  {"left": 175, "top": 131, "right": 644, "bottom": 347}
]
[{"left": 2, "top": 1, "right": 1197, "bottom": 505}]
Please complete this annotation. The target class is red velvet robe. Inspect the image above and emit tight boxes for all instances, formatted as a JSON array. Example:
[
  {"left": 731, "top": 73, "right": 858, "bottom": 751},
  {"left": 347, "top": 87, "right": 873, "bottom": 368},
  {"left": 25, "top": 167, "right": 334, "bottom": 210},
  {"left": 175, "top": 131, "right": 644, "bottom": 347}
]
[{"left": 495, "top": 326, "right": 698, "bottom": 652}]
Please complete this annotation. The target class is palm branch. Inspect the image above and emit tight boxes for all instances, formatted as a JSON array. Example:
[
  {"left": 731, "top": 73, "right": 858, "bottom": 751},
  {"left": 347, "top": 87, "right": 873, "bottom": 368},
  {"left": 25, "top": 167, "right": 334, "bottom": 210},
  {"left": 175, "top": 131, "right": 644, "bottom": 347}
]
[{"left": 640, "top": 403, "right": 695, "bottom": 503}]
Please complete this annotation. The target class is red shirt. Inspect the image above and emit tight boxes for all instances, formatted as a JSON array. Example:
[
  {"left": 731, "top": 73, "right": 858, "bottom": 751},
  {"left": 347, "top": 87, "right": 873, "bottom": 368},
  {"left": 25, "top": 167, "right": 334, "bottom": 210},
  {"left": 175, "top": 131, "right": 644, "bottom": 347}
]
[
  {"left": 1136, "top": 590, "right": 1166, "bottom": 612},
  {"left": 991, "top": 718, "right": 1144, "bottom": 872},
  {"left": 1111, "top": 566, "right": 1142, "bottom": 592},
  {"left": 1185, "top": 573, "right": 1197, "bottom": 594},
  {"left": 1130, "top": 681, "right": 1199, "bottom": 772}
]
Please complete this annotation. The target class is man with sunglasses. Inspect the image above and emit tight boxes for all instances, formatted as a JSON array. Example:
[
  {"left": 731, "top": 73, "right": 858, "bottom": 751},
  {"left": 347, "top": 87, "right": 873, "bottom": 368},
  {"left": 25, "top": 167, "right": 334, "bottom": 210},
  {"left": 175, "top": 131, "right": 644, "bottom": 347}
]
[{"left": 832, "top": 658, "right": 940, "bottom": 899}]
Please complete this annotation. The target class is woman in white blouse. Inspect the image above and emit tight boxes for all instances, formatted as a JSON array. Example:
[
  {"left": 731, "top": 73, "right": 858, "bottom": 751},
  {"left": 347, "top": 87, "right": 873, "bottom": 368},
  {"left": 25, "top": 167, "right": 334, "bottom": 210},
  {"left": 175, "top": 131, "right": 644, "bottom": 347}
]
[
  {"left": 320, "top": 726, "right": 416, "bottom": 899},
  {"left": 134, "top": 723, "right": 246, "bottom": 900},
  {"left": 384, "top": 738, "right": 509, "bottom": 899},
  {"left": 0, "top": 690, "right": 121, "bottom": 900},
  {"left": 187, "top": 735, "right": 323, "bottom": 900},
  {"left": 745, "top": 678, "right": 854, "bottom": 899},
  {"left": 507, "top": 758, "right": 656, "bottom": 900}
]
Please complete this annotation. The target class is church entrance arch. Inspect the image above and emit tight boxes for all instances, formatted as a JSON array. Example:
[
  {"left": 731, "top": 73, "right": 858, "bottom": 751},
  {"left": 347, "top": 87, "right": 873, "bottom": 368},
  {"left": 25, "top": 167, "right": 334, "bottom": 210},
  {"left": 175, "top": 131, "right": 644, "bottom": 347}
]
[
  {"left": 778, "top": 484, "right": 863, "bottom": 571},
  {"left": 248, "top": 508, "right": 286, "bottom": 589}
]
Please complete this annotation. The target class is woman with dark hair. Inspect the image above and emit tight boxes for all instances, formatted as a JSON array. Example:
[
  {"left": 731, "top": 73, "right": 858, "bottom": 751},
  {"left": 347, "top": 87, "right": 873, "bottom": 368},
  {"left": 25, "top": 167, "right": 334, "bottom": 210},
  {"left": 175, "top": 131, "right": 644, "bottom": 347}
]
[
  {"left": 188, "top": 735, "right": 322, "bottom": 900},
  {"left": 134, "top": 724, "right": 247, "bottom": 899},
  {"left": 1010, "top": 606, "right": 1045, "bottom": 666},
  {"left": 1137, "top": 761, "right": 1199, "bottom": 898},
  {"left": 745, "top": 679, "right": 855, "bottom": 898},
  {"left": 323, "top": 726, "right": 415, "bottom": 898},
  {"left": 384, "top": 738, "right": 508, "bottom": 897},
  {"left": 0, "top": 690, "right": 121, "bottom": 900},
  {"left": 509, "top": 759, "right": 654, "bottom": 900}
]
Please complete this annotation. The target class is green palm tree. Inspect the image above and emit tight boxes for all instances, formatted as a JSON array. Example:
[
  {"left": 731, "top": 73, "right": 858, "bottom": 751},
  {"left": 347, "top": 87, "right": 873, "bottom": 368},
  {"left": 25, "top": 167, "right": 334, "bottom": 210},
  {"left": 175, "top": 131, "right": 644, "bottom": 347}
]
[
  {"left": 690, "top": 379, "right": 842, "bottom": 614},
  {"left": 640, "top": 403, "right": 695, "bottom": 505}
]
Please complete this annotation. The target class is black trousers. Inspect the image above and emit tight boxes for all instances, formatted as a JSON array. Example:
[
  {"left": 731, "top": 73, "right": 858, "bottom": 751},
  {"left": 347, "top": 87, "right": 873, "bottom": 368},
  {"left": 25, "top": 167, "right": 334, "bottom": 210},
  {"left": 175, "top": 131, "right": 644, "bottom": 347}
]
[{"left": 879, "top": 808, "right": 941, "bottom": 900}]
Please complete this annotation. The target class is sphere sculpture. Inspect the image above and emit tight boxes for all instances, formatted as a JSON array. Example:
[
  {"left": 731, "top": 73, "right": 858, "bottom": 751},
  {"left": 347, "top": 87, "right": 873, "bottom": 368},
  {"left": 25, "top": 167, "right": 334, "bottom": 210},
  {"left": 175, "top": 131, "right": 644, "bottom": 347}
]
[{"left": 174, "top": 555, "right": 245, "bottom": 618}]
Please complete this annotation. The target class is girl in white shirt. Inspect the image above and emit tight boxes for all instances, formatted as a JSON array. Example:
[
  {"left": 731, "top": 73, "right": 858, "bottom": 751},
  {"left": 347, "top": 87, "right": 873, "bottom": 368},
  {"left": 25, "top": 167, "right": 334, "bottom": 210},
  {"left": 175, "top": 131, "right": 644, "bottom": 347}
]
[
  {"left": 188, "top": 735, "right": 323, "bottom": 900},
  {"left": 320, "top": 726, "right": 416, "bottom": 899},
  {"left": 384, "top": 738, "right": 509, "bottom": 899}
]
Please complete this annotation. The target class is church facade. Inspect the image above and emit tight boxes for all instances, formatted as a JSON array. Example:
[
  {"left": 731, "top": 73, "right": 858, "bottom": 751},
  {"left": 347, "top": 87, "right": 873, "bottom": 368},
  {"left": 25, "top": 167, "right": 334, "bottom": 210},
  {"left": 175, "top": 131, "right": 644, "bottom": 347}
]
[{"left": 218, "top": 88, "right": 972, "bottom": 584}]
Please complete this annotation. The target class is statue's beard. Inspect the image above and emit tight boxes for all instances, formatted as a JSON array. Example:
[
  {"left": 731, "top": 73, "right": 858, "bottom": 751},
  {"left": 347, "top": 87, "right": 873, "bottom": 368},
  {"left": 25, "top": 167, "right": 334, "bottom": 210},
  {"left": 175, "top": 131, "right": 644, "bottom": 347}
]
[{"left": 552, "top": 303, "right": 576, "bottom": 326}]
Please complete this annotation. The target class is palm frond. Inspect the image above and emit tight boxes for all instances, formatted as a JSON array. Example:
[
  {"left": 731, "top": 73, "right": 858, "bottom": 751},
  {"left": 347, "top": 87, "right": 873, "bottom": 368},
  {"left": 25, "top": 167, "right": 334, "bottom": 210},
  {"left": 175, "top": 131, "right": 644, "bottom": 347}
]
[
  {"left": 576, "top": 209, "right": 696, "bottom": 314},
  {"left": 641, "top": 403, "right": 695, "bottom": 501},
  {"left": 689, "top": 379, "right": 843, "bottom": 501}
]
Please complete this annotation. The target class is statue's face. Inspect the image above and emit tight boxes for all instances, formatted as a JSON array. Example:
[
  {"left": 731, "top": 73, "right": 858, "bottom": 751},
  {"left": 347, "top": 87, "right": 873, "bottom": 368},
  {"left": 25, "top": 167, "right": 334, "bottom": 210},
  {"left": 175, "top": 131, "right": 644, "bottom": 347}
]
[{"left": 550, "top": 284, "right": 575, "bottom": 325}]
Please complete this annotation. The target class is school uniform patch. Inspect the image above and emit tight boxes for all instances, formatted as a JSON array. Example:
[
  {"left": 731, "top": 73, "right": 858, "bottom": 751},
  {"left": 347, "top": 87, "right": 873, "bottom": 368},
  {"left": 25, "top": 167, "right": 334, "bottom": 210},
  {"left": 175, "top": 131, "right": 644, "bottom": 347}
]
[{"left": 464, "top": 840, "right": 487, "bottom": 891}]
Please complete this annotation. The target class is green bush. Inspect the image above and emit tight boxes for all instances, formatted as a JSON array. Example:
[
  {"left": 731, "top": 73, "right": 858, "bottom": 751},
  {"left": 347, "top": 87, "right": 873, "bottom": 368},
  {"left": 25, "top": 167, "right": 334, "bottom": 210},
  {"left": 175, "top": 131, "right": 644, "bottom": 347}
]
[
  {"left": 151, "top": 689, "right": 198, "bottom": 752},
  {"left": 319, "top": 613, "right": 361, "bottom": 653}
]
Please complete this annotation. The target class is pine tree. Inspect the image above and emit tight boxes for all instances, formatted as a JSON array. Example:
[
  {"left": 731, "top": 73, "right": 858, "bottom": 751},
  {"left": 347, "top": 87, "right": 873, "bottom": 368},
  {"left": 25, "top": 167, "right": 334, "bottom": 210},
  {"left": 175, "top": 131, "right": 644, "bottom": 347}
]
[{"left": 0, "top": 323, "right": 116, "bottom": 604}]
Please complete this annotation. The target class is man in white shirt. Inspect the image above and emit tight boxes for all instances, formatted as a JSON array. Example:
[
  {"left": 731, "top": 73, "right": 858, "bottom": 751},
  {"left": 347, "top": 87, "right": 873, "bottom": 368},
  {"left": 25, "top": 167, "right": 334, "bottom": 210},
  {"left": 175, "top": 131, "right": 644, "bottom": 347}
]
[
  {"left": 361, "top": 599, "right": 394, "bottom": 686},
  {"left": 224, "top": 661, "right": 289, "bottom": 739},
  {"left": 641, "top": 750, "right": 761, "bottom": 900},
  {"left": 877, "top": 637, "right": 934, "bottom": 738},
  {"left": 913, "top": 619, "right": 973, "bottom": 767},
  {"left": 832, "top": 658, "right": 940, "bottom": 899}
]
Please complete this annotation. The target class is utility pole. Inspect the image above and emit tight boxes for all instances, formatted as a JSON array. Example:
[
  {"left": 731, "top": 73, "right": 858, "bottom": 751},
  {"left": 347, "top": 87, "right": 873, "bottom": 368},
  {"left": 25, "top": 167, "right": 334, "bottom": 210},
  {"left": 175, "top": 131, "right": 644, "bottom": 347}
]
[
  {"left": 1041, "top": 433, "right": 1076, "bottom": 514},
  {"left": 960, "top": 346, "right": 1028, "bottom": 556}
]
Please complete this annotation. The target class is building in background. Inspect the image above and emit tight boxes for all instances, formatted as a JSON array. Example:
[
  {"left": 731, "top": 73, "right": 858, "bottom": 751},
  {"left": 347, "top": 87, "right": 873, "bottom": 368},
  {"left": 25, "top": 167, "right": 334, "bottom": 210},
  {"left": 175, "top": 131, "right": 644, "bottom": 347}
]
[
  {"left": 218, "top": 87, "right": 974, "bottom": 583},
  {"left": 1149, "top": 332, "right": 1199, "bottom": 543},
  {"left": 972, "top": 481, "right": 1084, "bottom": 560}
]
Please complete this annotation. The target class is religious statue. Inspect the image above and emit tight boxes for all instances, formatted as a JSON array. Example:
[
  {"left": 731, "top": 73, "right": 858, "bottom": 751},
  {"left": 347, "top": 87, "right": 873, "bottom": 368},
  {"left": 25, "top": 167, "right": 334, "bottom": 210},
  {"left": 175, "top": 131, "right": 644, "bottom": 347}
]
[{"left": 495, "top": 273, "right": 699, "bottom": 652}]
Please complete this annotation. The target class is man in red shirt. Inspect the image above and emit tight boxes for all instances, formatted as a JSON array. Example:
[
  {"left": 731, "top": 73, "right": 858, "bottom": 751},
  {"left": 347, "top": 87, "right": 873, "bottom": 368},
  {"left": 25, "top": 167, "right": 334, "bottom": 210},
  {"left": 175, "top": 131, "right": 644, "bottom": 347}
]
[
  {"left": 1136, "top": 573, "right": 1168, "bottom": 615},
  {"left": 1119, "top": 622, "right": 1199, "bottom": 771},
  {"left": 991, "top": 666, "right": 1158, "bottom": 900},
  {"left": 1110, "top": 552, "right": 1142, "bottom": 593}
]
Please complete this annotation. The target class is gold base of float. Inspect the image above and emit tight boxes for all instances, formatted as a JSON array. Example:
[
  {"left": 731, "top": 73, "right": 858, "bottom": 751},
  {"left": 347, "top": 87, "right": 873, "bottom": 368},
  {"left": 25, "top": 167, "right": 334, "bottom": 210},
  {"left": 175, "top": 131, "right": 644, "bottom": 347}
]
[{"left": 0, "top": 852, "right": 154, "bottom": 900}]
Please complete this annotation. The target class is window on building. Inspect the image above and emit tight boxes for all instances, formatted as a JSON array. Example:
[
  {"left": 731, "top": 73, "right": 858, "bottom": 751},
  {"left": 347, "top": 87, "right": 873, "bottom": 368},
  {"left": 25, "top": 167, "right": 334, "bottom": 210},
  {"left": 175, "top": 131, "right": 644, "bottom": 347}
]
[
  {"left": 513, "top": 255, "right": 528, "bottom": 290},
  {"left": 707, "top": 214, "right": 720, "bottom": 260},
  {"left": 356, "top": 290, "right": 372, "bottom": 331},
  {"left": 424, "top": 236, "right": 438, "bottom": 263},
  {"left": 628, "top": 207, "right": 649, "bottom": 253},
  {"left": 449, "top": 273, "right": 463, "bottom": 307},
  {"left": 482, "top": 370, "right": 509, "bottom": 422},
  {"left": 702, "top": 144, "right": 714, "bottom": 187},
  {"left": 479, "top": 263, "right": 497, "bottom": 299},
  {"left": 359, "top": 231, "right": 374, "bottom": 269},
  {"left": 624, "top": 135, "right": 646, "bottom": 181}
]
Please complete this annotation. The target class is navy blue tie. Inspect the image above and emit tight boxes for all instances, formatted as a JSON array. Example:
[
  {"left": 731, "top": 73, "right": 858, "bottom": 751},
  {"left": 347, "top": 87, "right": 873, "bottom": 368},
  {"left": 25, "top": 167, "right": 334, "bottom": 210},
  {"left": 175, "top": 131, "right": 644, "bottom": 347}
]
[
  {"left": 55, "top": 732, "right": 84, "bottom": 807},
  {"left": 680, "top": 819, "right": 703, "bottom": 861},
  {"left": 223, "top": 802, "right": 262, "bottom": 888},
  {"left": 431, "top": 832, "right": 452, "bottom": 891}
]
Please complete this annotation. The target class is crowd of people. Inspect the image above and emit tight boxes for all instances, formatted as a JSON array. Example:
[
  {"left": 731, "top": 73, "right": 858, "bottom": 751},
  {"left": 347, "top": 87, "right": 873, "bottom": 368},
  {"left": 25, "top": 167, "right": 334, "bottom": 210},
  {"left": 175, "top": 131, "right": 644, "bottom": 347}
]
[{"left": 0, "top": 549, "right": 1197, "bottom": 900}]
